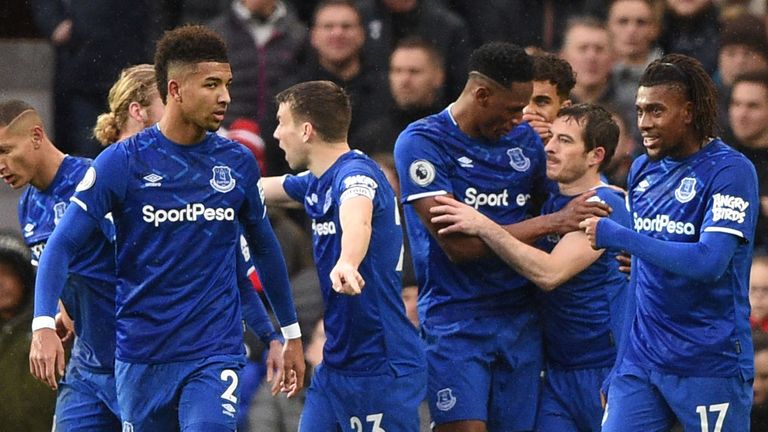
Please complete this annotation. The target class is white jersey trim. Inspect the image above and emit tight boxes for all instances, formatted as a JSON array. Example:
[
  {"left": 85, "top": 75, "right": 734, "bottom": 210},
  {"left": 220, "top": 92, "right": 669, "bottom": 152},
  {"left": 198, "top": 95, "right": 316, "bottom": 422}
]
[
  {"left": 405, "top": 190, "right": 448, "bottom": 202},
  {"left": 281, "top": 323, "right": 302, "bottom": 340},
  {"left": 70, "top": 196, "right": 88, "bottom": 212},
  {"left": 703, "top": 226, "right": 745, "bottom": 238}
]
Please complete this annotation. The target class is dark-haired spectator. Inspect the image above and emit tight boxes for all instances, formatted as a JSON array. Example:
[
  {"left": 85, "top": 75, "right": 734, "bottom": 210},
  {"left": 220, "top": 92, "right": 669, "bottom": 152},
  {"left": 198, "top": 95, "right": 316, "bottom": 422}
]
[
  {"left": 209, "top": 0, "right": 308, "bottom": 176},
  {"left": 0, "top": 231, "right": 56, "bottom": 431},
  {"left": 658, "top": 0, "right": 721, "bottom": 76},
  {"left": 729, "top": 71, "right": 768, "bottom": 250},
  {"left": 356, "top": 0, "right": 471, "bottom": 100},
  {"left": 716, "top": 12, "right": 768, "bottom": 132},
  {"left": 297, "top": 0, "right": 389, "bottom": 153},
  {"left": 352, "top": 37, "right": 445, "bottom": 156}
]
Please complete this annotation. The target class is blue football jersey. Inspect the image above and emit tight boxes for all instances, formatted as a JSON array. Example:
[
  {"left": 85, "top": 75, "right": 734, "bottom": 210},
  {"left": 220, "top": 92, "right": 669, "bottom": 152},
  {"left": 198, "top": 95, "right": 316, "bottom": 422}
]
[
  {"left": 537, "top": 186, "right": 631, "bottom": 369},
  {"left": 283, "top": 151, "right": 424, "bottom": 376},
  {"left": 394, "top": 107, "right": 551, "bottom": 324},
  {"left": 18, "top": 155, "right": 116, "bottom": 371},
  {"left": 625, "top": 139, "right": 757, "bottom": 378},
  {"left": 70, "top": 125, "right": 289, "bottom": 363}
]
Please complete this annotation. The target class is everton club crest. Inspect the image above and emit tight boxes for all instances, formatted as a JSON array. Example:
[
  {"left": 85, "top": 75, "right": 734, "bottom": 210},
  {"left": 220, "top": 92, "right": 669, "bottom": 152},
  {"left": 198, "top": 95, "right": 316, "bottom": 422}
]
[
  {"left": 210, "top": 166, "right": 236, "bottom": 193},
  {"left": 675, "top": 177, "right": 696, "bottom": 203},
  {"left": 53, "top": 202, "right": 67, "bottom": 225},
  {"left": 507, "top": 148, "right": 530, "bottom": 172}
]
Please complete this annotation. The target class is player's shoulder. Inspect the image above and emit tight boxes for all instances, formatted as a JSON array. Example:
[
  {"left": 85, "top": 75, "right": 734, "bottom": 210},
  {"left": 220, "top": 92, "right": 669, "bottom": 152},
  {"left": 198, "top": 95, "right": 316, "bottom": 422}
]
[
  {"left": 707, "top": 138, "right": 757, "bottom": 169},
  {"left": 396, "top": 110, "right": 450, "bottom": 147}
]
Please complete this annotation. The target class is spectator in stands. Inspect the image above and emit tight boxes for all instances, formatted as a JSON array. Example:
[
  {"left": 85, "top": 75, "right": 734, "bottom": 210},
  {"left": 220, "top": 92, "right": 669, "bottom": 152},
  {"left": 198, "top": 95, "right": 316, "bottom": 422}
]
[
  {"left": 356, "top": 0, "right": 471, "bottom": 100},
  {"left": 29, "top": 0, "right": 153, "bottom": 158},
  {"left": 728, "top": 71, "right": 768, "bottom": 250},
  {"left": 209, "top": 0, "right": 307, "bottom": 175},
  {"left": 0, "top": 231, "right": 56, "bottom": 431},
  {"left": 352, "top": 37, "right": 445, "bottom": 156},
  {"left": 658, "top": 0, "right": 721, "bottom": 76},
  {"left": 753, "top": 328, "right": 768, "bottom": 429},
  {"left": 298, "top": 0, "right": 389, "bottom": 145},
  {"left": 750, "top": 256, "right": 768, "bottom": 331},
  {"left": 716, "top": 12, "right": 768, "bottom": 133}
]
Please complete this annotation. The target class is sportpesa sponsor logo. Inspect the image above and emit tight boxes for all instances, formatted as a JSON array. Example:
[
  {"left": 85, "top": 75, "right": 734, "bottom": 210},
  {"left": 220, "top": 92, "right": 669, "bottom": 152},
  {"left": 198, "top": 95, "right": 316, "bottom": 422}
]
[
  {"left": 142, "top": 204, "right": 235, "bottom": 227},
  {"left": 633, "top": 213, "right": 696, "bottom": 235},
  {"left": 463, "top": 188, "right": 530, "bottom": 209},
  {"left": 312, "top": 220, "right": 337, "bottom": 236}
]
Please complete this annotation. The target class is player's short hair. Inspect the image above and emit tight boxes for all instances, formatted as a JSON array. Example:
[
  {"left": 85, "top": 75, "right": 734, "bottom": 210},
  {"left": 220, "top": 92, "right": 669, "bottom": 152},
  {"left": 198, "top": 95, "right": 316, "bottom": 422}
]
[
  {"left": 154, "top": 25, "right": 229, "bottom": 104},
  {"left": 276, "top": 81, "right": 351, "bottom": 142},
  {"left": 391, "top": 37, "right": 444, "bottom": 70},
  {"left": 312, "top": 0, "right": 362, "bottom": 27},
  {"left": 532, "top": 54, "right": 576, "bottom": 101},
  {"left": 93, "top": 64, "right": 157, "bottom": 146},
  {"left": 468, "top": 42, "right": 533, "bottom": 88},
  {"left": 557, "top": 103, "right": 620, "bottom": 172},
  {"left": 639, "top": 54, "right": 718, "bottom": 141},
  {"left": 0, "top": 99, "right": 35, "bottom": 127}
]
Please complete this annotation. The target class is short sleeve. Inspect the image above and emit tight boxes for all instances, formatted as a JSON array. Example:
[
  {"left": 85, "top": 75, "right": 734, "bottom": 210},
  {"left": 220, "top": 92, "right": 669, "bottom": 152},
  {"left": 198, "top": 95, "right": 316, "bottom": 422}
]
[
  {"left": 702, "top": 158, "right": 759, "bottom": 242},
  {"left": 394, "top": 127, "right": 452, "bottom": 204},
  {"left": 282, "top": 171, "right": 311, "bottom": 204},
  {"left": 70, "top": 144, "right": 128, "bottom": 221},
  {"left": 335, "top": 163, "right": 379, "bottom": 205}
]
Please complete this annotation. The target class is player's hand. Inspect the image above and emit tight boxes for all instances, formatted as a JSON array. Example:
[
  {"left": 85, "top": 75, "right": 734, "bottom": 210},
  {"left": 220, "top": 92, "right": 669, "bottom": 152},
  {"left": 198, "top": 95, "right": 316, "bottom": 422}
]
[
  {"left": 281, "top": 338, "right": 305, "bottom": 398},
  {"left": 554, "top": 190, "right": 611, "bottom": 235},
  {"left": 523, "top": 112, "right": 553, "bottom": 142},
  {"left": 55, "top": 312, "right": 75, "bottom": 350},
  {"left": 265, "top": 338, "right": 285, "bottom": 396},
  {"left": 29, "top": 328, "right": 65, "bottom": 390},
  {"left": 330, "top": 261, "right": 365, "bottom": 295},
  {"left": 579, "top": 216, "right": 601, "bottom": 250},
  {"left": 617, "top": 251, "right": 632, "bottom": 275},
  {"left": 429, "top": 195, "right": 492, "bottom": 237}
]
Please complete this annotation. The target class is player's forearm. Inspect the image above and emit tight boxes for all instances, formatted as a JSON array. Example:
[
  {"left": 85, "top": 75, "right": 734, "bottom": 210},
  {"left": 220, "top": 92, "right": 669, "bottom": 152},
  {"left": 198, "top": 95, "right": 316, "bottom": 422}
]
[
  {"left": 238, "top": 275, "right": 279, "bottom": 345},
  {"left": 500, "top": 213, "right": 560, "bottom": 245},
  {"left": 480, "top": 224, "right": 569, "bottom": 291},
  {"left": 244, "top": 222, "right": 299, "bottom": 336},
  {"left": 33, "top": 205, "right": 93, "bottom": 326},
  {"left": 596, "top": 218, "right": 739, "bottom": 282}
]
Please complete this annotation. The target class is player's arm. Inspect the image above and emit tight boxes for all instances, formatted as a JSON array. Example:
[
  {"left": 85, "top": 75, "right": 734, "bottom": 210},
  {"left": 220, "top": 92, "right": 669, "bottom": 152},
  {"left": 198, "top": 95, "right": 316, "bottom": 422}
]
[
  {"left": 431, "top": 196, "right": 603, "bottom": 290},
  {"left": 241, "top": 172, "right": 304, "bottom": 397},
  {"left": 30, "top": 204, "right": 99, "bottom": 389},
  {"left": 261, "top": 176, "right": 301, "bottom": 208},
  {"left": 582, "top": 217, "right": 739, "bottom": 282},
  {"left": 330, "top": 196, "right": 372, "bottom": 295},
  {"left": 236, "top": 262, "right": 284, "bottom": 395},
  {"left": 415, "top": 193, "right": 610, "bottom": 263}
]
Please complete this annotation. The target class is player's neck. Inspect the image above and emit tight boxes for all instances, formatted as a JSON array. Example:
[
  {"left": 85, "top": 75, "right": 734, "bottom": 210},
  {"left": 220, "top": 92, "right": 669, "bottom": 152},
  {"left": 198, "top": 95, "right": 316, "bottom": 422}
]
[
  {"left": 450, "top": 97, "right": 482, "bottom": 138},
  {"left": 557, "top": 171, "right": 602, "bottom": 196},
  {"left": 32, "top": 144, "right": 66, "bottom": 190},
  {"left": 308, "top": 141, "right": 350, "bottom": 177},
  {"left": 670, "top": 136, "right": 709, "bottom": 160},
  {"left": 157, "top": 116, "right": 206, "bottom": 146}
]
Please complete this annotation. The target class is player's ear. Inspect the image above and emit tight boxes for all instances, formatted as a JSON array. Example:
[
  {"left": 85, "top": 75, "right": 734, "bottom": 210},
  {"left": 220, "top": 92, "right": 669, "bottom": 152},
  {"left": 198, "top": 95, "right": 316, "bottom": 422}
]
[
  {"left": 30, "top": 124, "right": 44, "bottom": 149},
  {"left": 476, "top": 86, "right": 492, "bottom": 107},
  {"left": 301, "top": 122, "right": 312, "bottom": 143},
  {"left": 128, "top": 101, "right": 145, "bottom": 123},
  {"left": 168, "top": 80, "right": 182, "bottom": 103},
  {"left": 561, "top": 99, "right": 572, "bottom": 109},
  {"left": 683, "top": 101, "right": 693, "bottom": 125},
  {"left": 589, "top": 146, "right": 605, "bottom": 168}
]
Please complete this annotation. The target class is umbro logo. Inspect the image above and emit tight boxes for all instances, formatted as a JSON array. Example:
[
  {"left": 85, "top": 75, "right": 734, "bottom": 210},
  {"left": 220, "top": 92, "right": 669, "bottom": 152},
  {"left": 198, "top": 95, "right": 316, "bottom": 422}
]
[
  {"left": 143, "top": 173, "right": 163, "bottom": 187},
  {"left": 457, "top": 156, "right": 474, "bottom": 168},
  {"left": 635, "top": 179, "right": 650, "bottom": 193}
]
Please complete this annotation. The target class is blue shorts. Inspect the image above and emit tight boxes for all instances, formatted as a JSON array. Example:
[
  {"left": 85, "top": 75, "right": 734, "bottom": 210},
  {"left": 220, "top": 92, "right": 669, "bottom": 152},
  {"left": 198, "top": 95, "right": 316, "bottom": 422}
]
[
  {"left": 299, "top": 363, "right": 427, "bottom": 432},
  {"left": 422, "top": 312, "right": 542, "bottom": 431},
  {"left": 602, "top": 360, "right": 752, "bottom": 432},
  {"left": 55, "top": 363, "right": 121, "bottom": 431},
  {"left": 536, "top": 366, "right": 610, "bottom": 432},
  {"left": 115, "top": 354, "right": 245, "bottom": 432}
]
